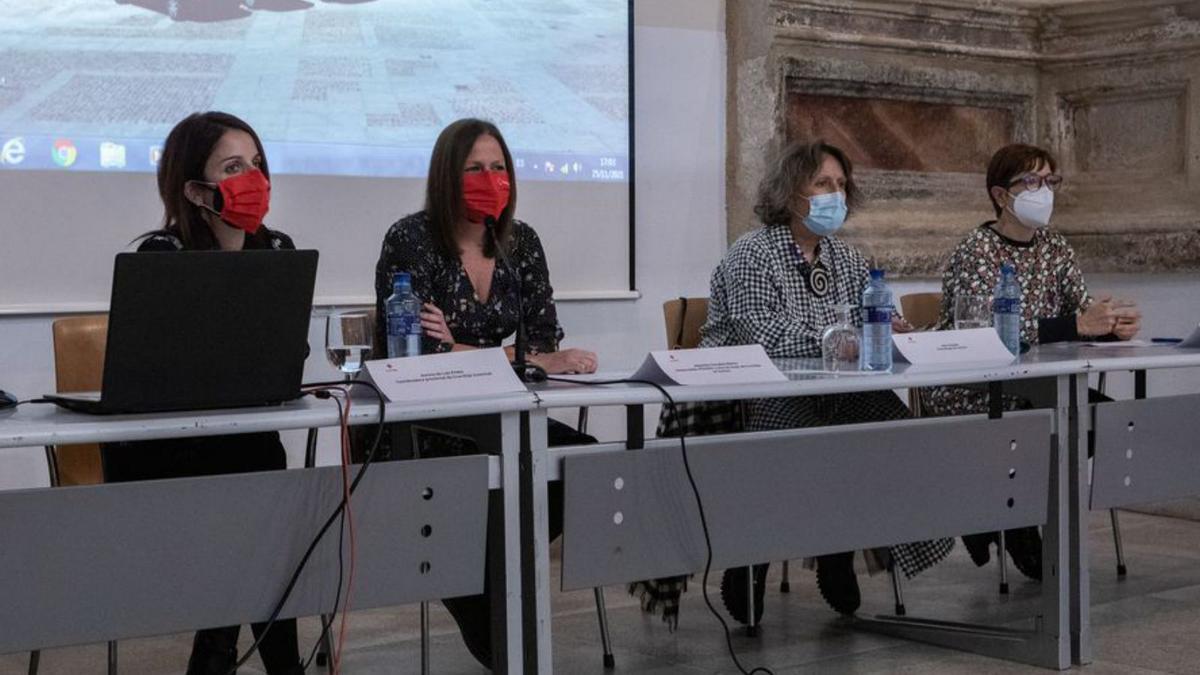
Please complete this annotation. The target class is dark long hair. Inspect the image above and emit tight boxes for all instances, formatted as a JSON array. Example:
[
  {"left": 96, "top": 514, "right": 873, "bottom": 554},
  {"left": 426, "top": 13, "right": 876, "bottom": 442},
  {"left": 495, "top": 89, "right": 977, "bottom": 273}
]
[
  {"left": 424, "top": 118, "right": 517, "bottom": 258},
  {"left": 754, "top": 141, "right": 862, "bottom": 227},
  {"left": 152, "top": 111, "right": 271, "bottom": 250}
]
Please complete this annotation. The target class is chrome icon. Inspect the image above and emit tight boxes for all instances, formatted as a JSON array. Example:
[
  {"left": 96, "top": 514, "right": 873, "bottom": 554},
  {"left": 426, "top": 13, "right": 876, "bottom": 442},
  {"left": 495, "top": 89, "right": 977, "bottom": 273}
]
[{"left": 52, "top": 139, "right": 78, "bottom": 167}]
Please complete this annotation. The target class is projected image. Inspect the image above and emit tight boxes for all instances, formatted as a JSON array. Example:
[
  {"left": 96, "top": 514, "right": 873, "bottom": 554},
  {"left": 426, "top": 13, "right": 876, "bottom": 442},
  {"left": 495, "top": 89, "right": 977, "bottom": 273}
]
[{"left": 0, "top": 0, "right": 629, "bottom": 182}]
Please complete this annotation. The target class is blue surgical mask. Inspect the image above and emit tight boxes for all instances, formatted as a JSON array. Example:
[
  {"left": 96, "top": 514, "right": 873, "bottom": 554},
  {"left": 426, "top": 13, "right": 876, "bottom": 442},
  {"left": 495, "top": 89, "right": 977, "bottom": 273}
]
[{"left": 801, "top": 191, "right": 848, "bottom": 236}]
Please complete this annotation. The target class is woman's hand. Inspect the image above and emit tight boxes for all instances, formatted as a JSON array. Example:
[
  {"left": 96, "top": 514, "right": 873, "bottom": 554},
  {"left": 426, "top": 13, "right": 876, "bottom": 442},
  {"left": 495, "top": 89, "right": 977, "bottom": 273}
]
[
  {"left": 1112, "top": 299, "right": 1142, "bottom": 341},
  {"left": 531, "top": 348, "right": 598, "bottom": 375},
  {"left": 1077, "top": 296, "right": 1118, "bottom": 337},
  {"left": 892, "top": 313, "right": 914, "bottom": 334},
  {"left": 420, "top": 303, "right": 455, "bottom": 346}
]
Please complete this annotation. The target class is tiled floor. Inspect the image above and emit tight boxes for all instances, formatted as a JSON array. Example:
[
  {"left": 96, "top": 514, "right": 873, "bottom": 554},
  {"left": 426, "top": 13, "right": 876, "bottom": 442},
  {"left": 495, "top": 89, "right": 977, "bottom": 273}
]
[{"left": 7, "top": 509, "right": 1200, "bottom": 674}]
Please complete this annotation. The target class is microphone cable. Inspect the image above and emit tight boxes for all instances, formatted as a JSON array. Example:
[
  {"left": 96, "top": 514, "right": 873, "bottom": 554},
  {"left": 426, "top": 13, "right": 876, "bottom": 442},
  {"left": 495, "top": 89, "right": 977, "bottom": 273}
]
[
  {"left": 228, "top": 379, "right": 387, "bottom": 674},
  {"left": 485, "top": 217, "right": 546, "bottom": 383},
  {"left": 300, "top": 386, "right": 350, "bottom": 667},
  {"left": 545, "top": 376, "right": 774, "bottom": 675}
]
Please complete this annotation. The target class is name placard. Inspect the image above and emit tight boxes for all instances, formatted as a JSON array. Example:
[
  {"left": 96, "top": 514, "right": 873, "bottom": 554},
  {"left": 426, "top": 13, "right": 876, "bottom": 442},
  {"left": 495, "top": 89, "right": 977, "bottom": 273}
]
[
  {"left": 362, "top": 348, "right": 526, "bottom": 403},
  {"left": 892, "top": 328, "right": 1016, "bottom": 367},
  {"left": 631, "top": 344, "right": 788, "bottom": 386},
  {"left": 1179, "top": 323, "right": 1200, "bottom": 349}
]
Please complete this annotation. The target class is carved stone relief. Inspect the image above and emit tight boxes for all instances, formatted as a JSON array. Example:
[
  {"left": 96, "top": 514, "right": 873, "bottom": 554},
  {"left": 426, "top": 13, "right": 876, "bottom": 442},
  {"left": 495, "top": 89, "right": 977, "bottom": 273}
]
[{"left": 727, "top": 0, "right": 1200, "bottom": 275}]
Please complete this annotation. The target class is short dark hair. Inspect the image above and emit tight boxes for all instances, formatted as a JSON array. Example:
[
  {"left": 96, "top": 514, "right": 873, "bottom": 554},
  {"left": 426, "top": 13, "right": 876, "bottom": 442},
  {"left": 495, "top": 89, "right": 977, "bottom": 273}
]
[
  {"left": 986, "top": 144, "right": 1058, "bottom": 217},
  {"left": 753, "top": 141, "right": 862, "bottom": 228},
  {"left": 424, "top": 118, "right": 517, "bottom": 258},
  {"left": 154, "top": 111, "right": 271, "bottom": 250}
]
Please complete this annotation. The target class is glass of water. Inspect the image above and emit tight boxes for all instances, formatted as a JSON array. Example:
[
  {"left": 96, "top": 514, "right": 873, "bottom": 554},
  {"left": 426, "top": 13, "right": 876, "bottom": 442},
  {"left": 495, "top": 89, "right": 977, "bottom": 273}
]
[
  {"left": 821, "top": 304, "right": 861, "bottom": 373},
  {"left": 953, "top": 295, "right": 992, "bottom": 330},
  {"left": 325, "top": 312, "right": 374, "bottom": 378}
]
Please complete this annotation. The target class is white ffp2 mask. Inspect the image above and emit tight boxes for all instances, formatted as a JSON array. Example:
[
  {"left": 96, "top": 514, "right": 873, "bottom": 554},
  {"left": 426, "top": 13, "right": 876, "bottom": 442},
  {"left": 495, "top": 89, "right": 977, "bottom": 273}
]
[{"left": 1008, "top": 186, "right": 1054, "bottom": 229}]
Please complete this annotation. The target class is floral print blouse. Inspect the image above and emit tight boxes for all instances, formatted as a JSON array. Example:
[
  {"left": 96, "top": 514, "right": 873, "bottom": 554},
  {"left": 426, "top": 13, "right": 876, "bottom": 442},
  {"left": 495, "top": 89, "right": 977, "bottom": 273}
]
[
  {"left": 372, "top": 210, "right": 564, "bottom": 356},
  {"left": 934, "top": 222, "right": 1091, "bottom": 342},
  {"left": 924, "top": 221, "right": 1093, "bottom": 416}
]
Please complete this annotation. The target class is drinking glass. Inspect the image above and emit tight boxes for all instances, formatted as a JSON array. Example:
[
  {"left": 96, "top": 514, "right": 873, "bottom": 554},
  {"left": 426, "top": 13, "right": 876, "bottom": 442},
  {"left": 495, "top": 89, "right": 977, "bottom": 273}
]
[
  {"left": 821, "top": 304, "right": 860, "bottom": 373},
  {"left": 953, "top": 295, "right": 992, "bottom": 330},
  {"left": 325, "top": 312, "right": 374, "bottom": 377}
]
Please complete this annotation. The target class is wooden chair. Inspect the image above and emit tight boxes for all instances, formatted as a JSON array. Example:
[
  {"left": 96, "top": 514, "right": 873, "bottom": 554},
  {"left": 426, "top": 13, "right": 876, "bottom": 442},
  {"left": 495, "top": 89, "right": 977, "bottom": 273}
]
[
  {"left": 47, "top": 316, "right": 108, "bottom": 486},
  {"left": 662, "top": 297, "right": 709, "bottom": 350},
  {"left": 899, "top": 292, "right": 942, "bottom": 332},
  {"left": 31, "top": 315, "right": 116, "bottom": 674}
]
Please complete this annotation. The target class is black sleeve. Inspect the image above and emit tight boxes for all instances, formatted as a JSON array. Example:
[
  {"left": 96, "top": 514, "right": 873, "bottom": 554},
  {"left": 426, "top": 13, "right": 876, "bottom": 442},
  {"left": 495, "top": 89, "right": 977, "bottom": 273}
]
[
  {"left": 269, "top": 230, "right": 296, "bottom": 250},
  {"left": 135, "top": 233, "right": 183, "bottom": 252},
  {"left": 1037, "top": 315, "right": 1079, "bottom": 344},
  {"left": 373, "top": 214, "right": 445, "bottom": 357}
]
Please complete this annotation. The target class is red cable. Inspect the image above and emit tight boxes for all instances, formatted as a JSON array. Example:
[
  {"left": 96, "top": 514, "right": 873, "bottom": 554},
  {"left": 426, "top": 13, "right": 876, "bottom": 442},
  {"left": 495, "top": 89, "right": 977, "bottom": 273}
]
[
  {"left": 303, "top": 386, "right": 357, "bottom": 675},
  {"left": 334, "top": 389, "right": 357, "bottom": 675}
]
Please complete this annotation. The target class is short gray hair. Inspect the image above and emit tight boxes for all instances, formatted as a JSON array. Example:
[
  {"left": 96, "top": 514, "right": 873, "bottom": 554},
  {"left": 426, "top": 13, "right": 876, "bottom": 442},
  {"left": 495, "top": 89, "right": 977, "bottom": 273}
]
[{"left": 753, "top": 141, "right": 862, "bottom": 227}]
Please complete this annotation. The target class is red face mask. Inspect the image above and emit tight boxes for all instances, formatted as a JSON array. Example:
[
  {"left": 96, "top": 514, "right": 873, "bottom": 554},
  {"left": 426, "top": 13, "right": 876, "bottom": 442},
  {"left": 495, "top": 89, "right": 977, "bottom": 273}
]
[
  {"left": 197, "top": 168, "right": 271, "bottom": 234},
  {"left": 462, "top": 170, "right": 511, "bottom": 223}
]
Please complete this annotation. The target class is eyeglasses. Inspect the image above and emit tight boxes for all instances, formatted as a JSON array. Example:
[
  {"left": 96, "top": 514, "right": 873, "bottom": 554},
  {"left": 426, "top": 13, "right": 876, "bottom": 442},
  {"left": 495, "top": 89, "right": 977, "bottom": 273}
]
[{"left": 1008, "top": 173, "right": 1063, "bottom": 192}]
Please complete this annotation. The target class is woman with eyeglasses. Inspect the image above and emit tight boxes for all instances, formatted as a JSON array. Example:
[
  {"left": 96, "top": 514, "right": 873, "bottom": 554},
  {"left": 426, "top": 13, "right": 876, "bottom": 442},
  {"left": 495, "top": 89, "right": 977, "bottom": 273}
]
[{"left": 924, "top": 143, "right": 1142, "bottom": 580}]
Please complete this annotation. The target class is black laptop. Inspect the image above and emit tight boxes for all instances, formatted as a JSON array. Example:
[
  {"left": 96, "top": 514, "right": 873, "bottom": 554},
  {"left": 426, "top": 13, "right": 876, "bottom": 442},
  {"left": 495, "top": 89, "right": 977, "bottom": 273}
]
[{"left": 46, "top": 250, "right": 318, "bottom": 415}]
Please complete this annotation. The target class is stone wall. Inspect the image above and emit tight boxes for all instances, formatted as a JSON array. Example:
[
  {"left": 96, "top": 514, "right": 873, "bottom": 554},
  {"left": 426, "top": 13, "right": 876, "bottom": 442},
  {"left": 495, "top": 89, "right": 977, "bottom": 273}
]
[{"left": 727, "top": 0, "right": 1200, "bottom": 275}]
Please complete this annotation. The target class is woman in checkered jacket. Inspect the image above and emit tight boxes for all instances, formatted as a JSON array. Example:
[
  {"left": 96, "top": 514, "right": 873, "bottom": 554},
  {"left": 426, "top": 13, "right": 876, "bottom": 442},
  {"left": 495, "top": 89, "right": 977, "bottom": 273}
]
[{"left": 700, "top": 140, "right": 954, "bottom": 620}]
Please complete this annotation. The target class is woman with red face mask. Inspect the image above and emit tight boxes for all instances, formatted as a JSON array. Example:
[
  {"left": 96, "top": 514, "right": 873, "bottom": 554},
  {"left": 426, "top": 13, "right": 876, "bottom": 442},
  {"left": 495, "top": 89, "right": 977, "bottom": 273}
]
[
  {"left": 102, "top": 111, "right": 303, "bottom": 675},
  {"left": 372, "top": 117, "right": 598, "bottom": 375},
  {"left": 371, "top": 118, "right": 598, "bottom": 669}
]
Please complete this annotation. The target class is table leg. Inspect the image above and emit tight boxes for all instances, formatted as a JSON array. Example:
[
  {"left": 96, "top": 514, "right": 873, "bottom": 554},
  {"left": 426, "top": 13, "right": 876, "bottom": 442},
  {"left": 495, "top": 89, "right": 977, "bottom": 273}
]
[
  {"left": 854, "top": 375, "right": 1073, "bottom": 669},
  {"left": 521, "top": 409, "right": 553, "bottom": 674},
  {"left": 1069, "top": 374, "right": 1092, "bottom": 665},
  {"left": 499, "top": 411, "right": 524, "bottom": 675}
]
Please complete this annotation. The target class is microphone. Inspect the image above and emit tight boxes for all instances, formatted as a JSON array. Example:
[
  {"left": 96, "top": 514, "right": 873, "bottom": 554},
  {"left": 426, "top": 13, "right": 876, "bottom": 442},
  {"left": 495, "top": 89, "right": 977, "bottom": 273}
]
[{"left": 485, "top": 217, "right": 545, "bottom": 383}]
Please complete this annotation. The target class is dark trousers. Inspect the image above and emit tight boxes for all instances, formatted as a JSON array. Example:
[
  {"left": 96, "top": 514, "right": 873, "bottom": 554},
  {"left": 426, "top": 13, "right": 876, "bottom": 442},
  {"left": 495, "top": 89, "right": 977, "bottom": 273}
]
[
  {"left": 187, "top": 622, "right": 302, "bottom": 675},
  {"left": 443, "top": 418, "right": 594, "bottom": 671},
  {"left": 101, "top": 433, "right": 302, "bottom": 674}
]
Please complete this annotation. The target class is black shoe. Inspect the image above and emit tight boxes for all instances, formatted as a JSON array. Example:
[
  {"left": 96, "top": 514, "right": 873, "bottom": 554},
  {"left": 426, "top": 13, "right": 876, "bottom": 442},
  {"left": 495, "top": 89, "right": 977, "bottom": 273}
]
[
  {"left": 720, "top": 563, "right": 768, "bottom": 625},
  {"left": 816, "top": 552, "right": 860, "bottom": 616},
  {"left": 1004, "top": 527, "right": 1042, "bottom": 581},
  {"left": 443, "top": 594, "right": 494, "bottom": 669},
  {"left": 186, "top": 628, "right": 239, "bottom": 675},
  {"left": 962, "top": 531, "right": 997, "bottom": 567}
]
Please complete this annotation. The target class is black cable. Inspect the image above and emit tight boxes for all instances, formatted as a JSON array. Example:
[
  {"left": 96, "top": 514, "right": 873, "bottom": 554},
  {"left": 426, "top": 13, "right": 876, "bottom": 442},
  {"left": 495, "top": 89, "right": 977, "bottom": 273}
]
[
  {"left": 485, "top": 218, "right": 546, "bottom": 383},
  {"left": 301, "top": 392, "right": 349, "bottom": 671},
  {"left": 545, "top": 376, "right": 774, "bottom": 675},
  {"left": 228, "top": 379, "right": 387, "bottom": 674}
]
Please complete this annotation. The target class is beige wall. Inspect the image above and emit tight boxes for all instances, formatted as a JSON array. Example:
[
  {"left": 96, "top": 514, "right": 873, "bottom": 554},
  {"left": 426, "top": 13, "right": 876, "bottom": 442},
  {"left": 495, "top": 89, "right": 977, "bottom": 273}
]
[{"left": 727, "top": 0, "right": 1200, "bottom": 275}]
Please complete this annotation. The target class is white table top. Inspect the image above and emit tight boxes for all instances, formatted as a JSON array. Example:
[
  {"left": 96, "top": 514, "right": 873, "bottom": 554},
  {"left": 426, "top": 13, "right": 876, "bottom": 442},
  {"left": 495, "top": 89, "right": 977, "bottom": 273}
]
[
  {"left": 4, "top": 344, "right": 1196, "bottom": 448},
  {"left": 0, "top": 391, "right": 536, "bottom": 450},
  {"left": 1042, "top": 342, "right": 1200, "bottom": 372},
  {"left": 531, "top": 344, "right": 1200, "bottom": 409}
]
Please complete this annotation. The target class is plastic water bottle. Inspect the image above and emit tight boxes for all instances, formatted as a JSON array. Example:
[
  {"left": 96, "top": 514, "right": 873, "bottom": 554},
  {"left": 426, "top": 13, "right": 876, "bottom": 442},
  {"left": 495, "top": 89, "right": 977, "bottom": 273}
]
[
  {"left": 386, "top": 272, "right": 422, "bottom": 358},
  {"left": 993, "top": 264, "right": 1021, "bottom": 356},
  {"left": 860, "top": 269, "right": 893, "bottom": 372}
]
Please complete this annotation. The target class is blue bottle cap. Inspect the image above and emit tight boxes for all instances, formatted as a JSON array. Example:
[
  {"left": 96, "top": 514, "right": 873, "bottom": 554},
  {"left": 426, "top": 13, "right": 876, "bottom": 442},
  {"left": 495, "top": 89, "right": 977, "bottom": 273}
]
[
  {"left": 869, "top": 269, "right": 885, "bottom": 279},
  {"left": 392, "top": 271, "right": 411, "bottom": 286}
]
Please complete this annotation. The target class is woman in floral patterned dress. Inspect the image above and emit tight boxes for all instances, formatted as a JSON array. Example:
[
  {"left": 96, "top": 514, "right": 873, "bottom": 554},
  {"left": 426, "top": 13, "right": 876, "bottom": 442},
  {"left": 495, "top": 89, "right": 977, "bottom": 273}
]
[{"left": 924, "top": 143, "right": 1142, "bottom": 579}]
